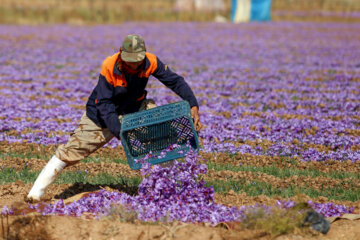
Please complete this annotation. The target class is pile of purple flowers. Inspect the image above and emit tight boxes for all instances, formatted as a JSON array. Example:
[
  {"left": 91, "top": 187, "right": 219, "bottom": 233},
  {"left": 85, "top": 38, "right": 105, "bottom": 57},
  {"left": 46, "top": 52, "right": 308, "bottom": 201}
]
[
  {"left": 26, "top": 149, "right": 241, "bottom": 224},
  {"left": 18, "top": 150, "right": 353, "bottom": 224}
]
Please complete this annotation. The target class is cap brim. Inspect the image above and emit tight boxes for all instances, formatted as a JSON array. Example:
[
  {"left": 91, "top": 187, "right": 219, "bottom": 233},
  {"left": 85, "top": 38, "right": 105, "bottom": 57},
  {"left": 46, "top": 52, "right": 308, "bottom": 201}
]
[{"left": 121, "top": 51, "right": 146, "bottom": 62}]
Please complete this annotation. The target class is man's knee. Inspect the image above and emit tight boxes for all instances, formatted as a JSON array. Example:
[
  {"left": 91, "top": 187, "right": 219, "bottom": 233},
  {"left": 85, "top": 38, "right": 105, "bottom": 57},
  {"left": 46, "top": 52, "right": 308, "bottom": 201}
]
[{"left": 55, "top": 144, "right": 86, "bottom": 164}]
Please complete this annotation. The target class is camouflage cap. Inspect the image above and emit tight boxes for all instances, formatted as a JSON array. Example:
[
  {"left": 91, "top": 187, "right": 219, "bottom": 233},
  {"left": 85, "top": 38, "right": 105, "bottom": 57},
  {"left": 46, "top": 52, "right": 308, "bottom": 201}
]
[{"left": 121, "top": 34, "right": 146, "bottom": 62}]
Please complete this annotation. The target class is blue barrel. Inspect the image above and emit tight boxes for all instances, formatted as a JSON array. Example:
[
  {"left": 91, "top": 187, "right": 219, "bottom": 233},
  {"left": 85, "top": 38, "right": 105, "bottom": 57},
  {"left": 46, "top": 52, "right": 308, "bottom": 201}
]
[
  {"left": 250, "top": 0, "right": 272, "bottom": 21},
  {"left": 231, "top": 0, "right": 272, "bottom": 22}
]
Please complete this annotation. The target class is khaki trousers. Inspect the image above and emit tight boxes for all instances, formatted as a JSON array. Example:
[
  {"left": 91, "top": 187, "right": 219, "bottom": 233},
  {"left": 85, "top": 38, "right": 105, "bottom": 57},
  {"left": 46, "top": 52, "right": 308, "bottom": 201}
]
[{"left": 55, "top": 99, "right": 156, "bottom": 165}]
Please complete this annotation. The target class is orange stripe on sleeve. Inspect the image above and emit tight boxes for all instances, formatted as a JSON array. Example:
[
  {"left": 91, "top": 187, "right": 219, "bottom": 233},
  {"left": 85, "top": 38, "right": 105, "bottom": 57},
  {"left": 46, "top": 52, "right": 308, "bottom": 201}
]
[
  {"left": 100, "top": 52, "right": 127, "bottom": 87},
  {"left": 140, "top": 53, "right": 158, "bottom": 78},
  {"left": 100, "top": 57, "right": 115, "bottom": 86}
]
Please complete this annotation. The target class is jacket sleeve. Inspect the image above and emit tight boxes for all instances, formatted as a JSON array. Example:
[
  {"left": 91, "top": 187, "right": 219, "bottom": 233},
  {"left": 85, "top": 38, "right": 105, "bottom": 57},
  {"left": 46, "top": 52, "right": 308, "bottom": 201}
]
[
  {"left": 95, "top": 74, "right": 121, "bottom": 139},
  {"left": 152, "top": 57, "right": 199, "bottom": 108}
]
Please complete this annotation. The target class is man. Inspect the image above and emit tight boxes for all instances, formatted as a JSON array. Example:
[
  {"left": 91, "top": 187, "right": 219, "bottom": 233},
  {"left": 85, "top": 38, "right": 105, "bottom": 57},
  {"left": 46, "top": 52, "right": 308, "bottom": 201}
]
[{"left": 26, "top": 34, "right": 202, "bottom": 202}]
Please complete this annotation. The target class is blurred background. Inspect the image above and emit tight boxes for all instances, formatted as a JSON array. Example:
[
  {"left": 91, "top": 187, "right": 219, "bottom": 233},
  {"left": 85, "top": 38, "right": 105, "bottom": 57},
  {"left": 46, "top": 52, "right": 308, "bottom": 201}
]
[{"left": 0, "top": 0, "right": 360, "bottom": 24}]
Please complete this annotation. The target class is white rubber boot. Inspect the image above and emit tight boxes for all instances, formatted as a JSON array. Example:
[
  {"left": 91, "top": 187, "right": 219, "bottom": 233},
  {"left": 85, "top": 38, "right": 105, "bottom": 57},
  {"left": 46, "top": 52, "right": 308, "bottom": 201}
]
[{"left": 26, "top": 155, "right": 66, "bottom": 202}]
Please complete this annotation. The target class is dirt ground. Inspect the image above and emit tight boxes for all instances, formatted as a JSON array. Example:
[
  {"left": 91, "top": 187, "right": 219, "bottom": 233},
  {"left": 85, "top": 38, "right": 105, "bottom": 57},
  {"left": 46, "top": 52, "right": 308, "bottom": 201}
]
[
  {"left": 1, "top": 209, "right": 360, "bottom": 240},
  {"left": 0, "top": 183, "right": 359, "bottom": 240},
  {"left": 0, "top": 209, "right": 359, "bottom": 240}
]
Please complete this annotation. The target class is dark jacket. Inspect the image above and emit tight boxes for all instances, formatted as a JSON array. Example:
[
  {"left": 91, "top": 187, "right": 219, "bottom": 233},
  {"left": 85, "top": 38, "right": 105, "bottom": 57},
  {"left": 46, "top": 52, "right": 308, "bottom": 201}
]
[{"left": 86, "top": 52, "right": 198, "bottom": 139}]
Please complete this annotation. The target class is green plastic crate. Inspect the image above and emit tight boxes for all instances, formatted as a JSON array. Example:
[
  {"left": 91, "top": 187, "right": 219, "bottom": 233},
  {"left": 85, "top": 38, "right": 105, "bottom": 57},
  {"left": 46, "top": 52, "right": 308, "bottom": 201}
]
[{"left": 120, "top": 101, "right": 199, "bottom": 170}]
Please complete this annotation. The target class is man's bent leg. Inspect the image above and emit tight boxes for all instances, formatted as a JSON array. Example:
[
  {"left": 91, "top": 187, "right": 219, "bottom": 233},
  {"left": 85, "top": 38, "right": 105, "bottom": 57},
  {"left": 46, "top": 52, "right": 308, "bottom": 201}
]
[
  {"left": 55, "top": 113, "right": 114, "bottom": 164},
  {"left": 27, "top": 113, "right": 114, "bottom": 202}
]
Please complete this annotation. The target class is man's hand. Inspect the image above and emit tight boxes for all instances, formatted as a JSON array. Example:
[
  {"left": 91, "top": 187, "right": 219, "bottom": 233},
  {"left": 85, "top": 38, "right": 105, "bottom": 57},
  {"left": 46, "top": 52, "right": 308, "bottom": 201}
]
[{"left": 190, "top": 106, "right": 203, "bottom": 132}]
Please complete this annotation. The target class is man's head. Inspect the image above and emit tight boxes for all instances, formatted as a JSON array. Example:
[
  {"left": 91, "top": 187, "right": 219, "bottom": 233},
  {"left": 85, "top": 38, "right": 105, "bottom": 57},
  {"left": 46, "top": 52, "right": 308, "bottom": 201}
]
[{"left": 120, "top": 34, "right": 146, "bottom": 70}]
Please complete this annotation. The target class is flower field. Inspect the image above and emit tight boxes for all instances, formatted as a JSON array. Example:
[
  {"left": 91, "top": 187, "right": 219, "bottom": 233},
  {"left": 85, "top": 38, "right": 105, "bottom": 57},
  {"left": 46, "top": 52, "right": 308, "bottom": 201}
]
[{"left": 0, "top": 22, "right": 360, "bottom": 239}]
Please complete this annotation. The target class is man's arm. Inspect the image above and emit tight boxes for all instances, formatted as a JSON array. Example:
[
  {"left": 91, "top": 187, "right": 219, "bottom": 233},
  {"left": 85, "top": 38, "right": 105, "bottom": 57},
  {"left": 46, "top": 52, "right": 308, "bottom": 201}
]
[
  {"left": 152, "top": 57, "right": 202, "bottom": 131},
  {"left": 152, "top": 57, "right": 198, "bottom": 108},
  {"left": 95, "top": 74, "right": 122, "bottom": 139}
]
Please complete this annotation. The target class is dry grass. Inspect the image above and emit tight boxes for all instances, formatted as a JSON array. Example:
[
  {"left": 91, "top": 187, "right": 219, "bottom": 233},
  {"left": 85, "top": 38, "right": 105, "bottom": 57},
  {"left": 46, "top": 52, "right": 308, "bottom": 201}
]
[
  {"left": 104, "top": 203, "right": 139, "bottom": 223},
  {"left": 0, "top": 0, "right": 227, "bottom": 24},
  {"left": 273, "top": 0, "right": 360, "bottom": 12},
  {"left": 0, "top": 0, "right": 360, "bottom": 24},
  {"left": 237, "top": 202, "right": 313, "bottom": 238}
]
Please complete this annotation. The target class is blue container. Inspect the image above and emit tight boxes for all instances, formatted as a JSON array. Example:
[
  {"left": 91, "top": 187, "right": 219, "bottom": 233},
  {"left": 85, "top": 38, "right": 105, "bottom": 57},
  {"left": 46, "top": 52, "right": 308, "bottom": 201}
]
[
  {"left": 120, "top": 101, "right": 199, "bottom": 170},
  {"left": 250, "top": 0, "right": 272, "bottom": 21}
]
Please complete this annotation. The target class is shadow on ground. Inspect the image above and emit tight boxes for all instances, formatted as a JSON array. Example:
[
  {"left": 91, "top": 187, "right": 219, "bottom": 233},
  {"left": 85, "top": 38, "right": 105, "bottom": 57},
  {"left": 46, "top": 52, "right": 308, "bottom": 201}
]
[{"left": 54, "top": 182, "right": 139, "bottom": 199}]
